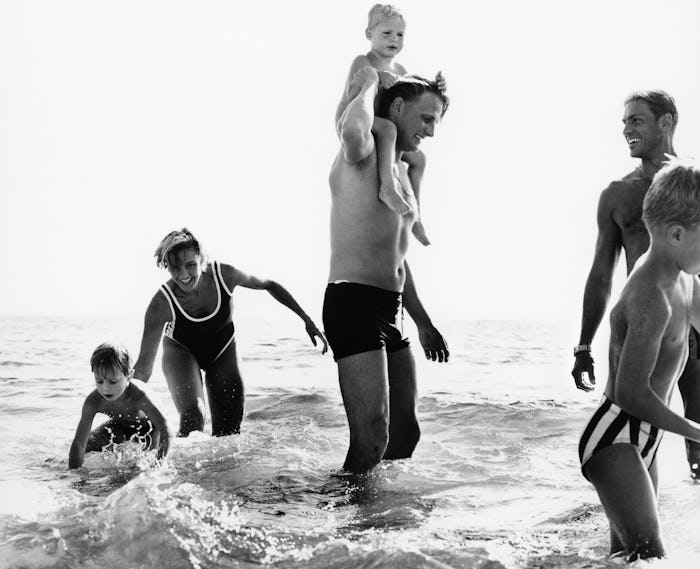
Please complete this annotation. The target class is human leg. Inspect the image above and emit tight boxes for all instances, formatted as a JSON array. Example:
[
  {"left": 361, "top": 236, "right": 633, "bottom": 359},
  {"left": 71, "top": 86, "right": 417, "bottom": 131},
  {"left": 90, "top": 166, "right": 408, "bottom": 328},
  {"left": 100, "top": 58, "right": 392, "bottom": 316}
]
[
  {"left": 584, "top": 444, "right": 665, "bottom": 560},
  {"left": 203, "top": 341, "right": 244, "bottom": 437},
  {"left": 383, "top": 346, "right": 420, "bottom": 460},
  {"left": 403, "top": 150, "right": 430, "bottom": 246},
  {"left": 678, "top": 357, "right": 700, "bottom": 476},
  {"left": 337, "top": 349, "right": 390, "bottom": 473},
  {"left": 162, "top": 337, "right": 206, "bottom": 436}
]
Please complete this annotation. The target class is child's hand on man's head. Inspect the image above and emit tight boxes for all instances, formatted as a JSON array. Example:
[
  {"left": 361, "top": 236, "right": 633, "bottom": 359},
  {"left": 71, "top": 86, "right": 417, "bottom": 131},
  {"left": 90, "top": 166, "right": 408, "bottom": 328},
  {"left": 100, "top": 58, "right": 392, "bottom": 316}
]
[
  {"left": 435, "top": 71, "right": 447, "bottom": 93},
  {"left": 378, "top": 70, "right": 399, "bottom": 89}
]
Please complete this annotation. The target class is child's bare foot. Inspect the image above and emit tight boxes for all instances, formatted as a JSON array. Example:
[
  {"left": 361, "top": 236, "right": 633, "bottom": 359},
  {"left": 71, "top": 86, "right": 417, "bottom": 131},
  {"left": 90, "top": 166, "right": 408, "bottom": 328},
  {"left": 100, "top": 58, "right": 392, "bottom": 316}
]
[
  {"left": 379, "top": 183, "right": 412, "bottom": 215},
  {"left": 412, "top": 219, "right": 431, "bottom": 246}
]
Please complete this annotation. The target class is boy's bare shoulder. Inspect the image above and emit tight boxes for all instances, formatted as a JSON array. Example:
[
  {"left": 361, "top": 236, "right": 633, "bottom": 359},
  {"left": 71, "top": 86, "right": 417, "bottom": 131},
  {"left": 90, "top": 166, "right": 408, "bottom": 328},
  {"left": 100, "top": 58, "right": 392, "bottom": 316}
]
[
  {"left": 84, "top": 390, "right": 103, "bottom": 409},
  {"left": 129, "top": 380, "right": 151, "bottom": 402},
  {"left": 618, "top": 267, "right": 673, "bottom": 324}
]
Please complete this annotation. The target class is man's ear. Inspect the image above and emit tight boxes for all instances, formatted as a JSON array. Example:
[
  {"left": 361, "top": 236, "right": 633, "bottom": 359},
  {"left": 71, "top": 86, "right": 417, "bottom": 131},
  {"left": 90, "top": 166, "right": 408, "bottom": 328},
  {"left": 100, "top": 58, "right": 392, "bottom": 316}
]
[
  {"left": 659, "top": 112, "right": 673, "bottom": 131},
  {"left": 390, "top": 97, "right": 405, "bottom": 119}
]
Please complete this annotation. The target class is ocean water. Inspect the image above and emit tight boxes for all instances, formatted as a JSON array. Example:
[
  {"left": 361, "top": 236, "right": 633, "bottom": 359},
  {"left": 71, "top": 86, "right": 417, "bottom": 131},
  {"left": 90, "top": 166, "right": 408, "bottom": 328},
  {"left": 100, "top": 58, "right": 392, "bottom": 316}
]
[{"left": 1, "top": 315, "right": 699, "bottom": 569}]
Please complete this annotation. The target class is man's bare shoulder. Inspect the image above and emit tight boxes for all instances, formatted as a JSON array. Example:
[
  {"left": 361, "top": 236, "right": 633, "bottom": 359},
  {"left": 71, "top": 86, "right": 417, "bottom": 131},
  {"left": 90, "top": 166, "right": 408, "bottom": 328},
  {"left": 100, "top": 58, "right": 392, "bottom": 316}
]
[
  {"left": 598, "top": 168, "right": 647, "bottom": 210},
  {"left": 603, "top": 168, "right": 643, "bottom": 193}
]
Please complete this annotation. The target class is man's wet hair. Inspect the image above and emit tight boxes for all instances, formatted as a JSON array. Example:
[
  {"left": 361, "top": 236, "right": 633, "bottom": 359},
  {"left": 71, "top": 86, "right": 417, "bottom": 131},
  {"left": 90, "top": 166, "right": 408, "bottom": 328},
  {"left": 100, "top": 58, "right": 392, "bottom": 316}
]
[
  {"left": 625, "top": 90, "right": 678, "bottom": 129},
  {"left": 90, "top": 342, "right": 132, "bottom": 377},
  {"left": 367, "top": 4, "right": 404, "bottom": 31},
  {"left": 376, "top": 75, "right": 449, "bottom": 119},
  {"left": 154, "top": 227, "right": 208, "bottom": 270},
  {"left": 643, "top": 158, "right": 700, "bottom": 230}
]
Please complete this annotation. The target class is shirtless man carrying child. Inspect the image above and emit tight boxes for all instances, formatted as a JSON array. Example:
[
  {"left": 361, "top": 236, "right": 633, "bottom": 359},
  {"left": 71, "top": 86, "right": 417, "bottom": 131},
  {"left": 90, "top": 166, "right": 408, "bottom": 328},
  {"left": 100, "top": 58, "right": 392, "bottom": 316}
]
[{"left": 335, "top": 4, "right": 446, "bottom": 246}]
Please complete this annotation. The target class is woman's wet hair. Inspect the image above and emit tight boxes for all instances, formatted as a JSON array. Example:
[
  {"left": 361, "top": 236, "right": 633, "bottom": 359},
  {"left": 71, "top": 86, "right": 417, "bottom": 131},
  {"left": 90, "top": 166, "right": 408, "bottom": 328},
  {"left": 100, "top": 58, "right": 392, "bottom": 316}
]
[
  {"left": 154, "top": 227, "right": 208, "bottom": 270},
  {"left": 90, "top": 342, "right": 132, "bottom": 377}
]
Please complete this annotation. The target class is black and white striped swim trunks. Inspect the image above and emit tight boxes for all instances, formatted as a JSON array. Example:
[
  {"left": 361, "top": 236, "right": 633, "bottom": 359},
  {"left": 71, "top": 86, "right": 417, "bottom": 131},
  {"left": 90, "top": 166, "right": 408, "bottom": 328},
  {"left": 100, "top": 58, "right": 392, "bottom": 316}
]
[{"left": 578, "top": 396, "right": 663, "bottom": 480}]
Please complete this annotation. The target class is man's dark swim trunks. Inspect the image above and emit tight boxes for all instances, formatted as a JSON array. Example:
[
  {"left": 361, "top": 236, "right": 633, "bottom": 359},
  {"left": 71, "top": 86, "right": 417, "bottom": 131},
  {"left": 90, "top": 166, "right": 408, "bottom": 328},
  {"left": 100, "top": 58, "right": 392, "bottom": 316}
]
[
  {"left": 322, "top": 282, "right": 410, "bottom": 361},
  {"left": 689, "top": 326, "right": 700, "bottom": 360}
]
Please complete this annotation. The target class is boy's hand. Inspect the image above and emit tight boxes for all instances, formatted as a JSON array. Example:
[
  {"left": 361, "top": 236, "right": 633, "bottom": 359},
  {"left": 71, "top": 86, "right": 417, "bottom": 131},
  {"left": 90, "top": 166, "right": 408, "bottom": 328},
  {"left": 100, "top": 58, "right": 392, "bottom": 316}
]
[
  {"left": 435, "top": 71, "right": 447, "bottom": 93},
  {"left": 378, "top": 70, "right": 399, "bottom": 89}
]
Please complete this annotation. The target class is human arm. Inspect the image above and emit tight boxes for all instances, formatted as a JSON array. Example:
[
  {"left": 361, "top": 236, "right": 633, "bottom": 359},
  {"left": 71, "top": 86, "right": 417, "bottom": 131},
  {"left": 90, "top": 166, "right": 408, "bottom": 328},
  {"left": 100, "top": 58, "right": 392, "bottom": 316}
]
[
  {"left": 133, "top": 292, "right": 170, "bottom": 382},
  {"left": 68, "top": 395, "right": 99, "bottom": 469},
  {"left": 613, "top": 291, "right": 700, "bottom": 442},
  {"left": 402, "top": 261, "right": 449, "bottom": 362},
  {"left": 337, "top": 66, "right": 380, "bottom": 164},
  {"left": 138, "top": 393, "right": 170, "bottom": 459},
  {"left": 572, "top": 188, "right": 622, "bottom": 391},
  {"left": 224, "top": 265, "right": 328, "bottom": 354},
  {"left": 335, "top": 55, "right": 376, "bottom": 128}
]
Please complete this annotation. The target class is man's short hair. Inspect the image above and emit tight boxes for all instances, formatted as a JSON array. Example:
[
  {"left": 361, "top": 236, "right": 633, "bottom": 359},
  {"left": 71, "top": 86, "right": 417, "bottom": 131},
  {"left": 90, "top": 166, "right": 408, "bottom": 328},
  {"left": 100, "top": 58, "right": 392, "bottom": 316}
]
[
  {"left": 625, "top": 90, "right": 678, "bottom": 129},
  {"left": 91, "top": 342, "right": 132, "bottom": 377},
  {"left": 376, "top": 75, "right": 449, "bottom": 119},
  {"left": 367, "top": 4, "right": 404, "bottom": 30},
  {"left": 643, "top": 158, "right": 700, "bottom": 229}
]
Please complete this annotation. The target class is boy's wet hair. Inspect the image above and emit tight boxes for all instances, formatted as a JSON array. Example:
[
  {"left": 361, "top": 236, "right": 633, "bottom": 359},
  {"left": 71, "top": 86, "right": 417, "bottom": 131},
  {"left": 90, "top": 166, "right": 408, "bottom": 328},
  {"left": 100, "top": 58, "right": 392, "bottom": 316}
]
[
  {"left": 376, "top": 75, "right": 449, "bottom": 119},
  {"left": 367, "top": 4, "right": 404, "bottom": 30},
  {"left": 154, "top": 227, "right": 208, "bottom": 270},
  {"left": 643, "top": 158, "right": 700, "bottom": 229},
  {"left": 625, "top": 90, "right": 678, "bottom": 130},
  {"left": 90, "top": 342, "right": 132, "bottom": 377}
]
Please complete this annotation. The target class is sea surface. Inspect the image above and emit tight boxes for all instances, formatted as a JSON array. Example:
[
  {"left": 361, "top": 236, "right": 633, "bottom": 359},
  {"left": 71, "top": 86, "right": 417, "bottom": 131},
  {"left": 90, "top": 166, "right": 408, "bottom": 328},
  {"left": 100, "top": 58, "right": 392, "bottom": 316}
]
[{"left": 1, "top": 315, "right": 699, "bottom": 569}]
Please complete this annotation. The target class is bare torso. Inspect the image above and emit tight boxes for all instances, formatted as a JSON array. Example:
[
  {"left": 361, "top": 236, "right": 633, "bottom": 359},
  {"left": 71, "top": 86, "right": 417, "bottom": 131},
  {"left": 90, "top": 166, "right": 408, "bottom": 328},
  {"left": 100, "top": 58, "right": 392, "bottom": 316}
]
[
  {"left": 606, "top": 167, "right": 653, "bottom": 273},
  {"left": 607, "top": 267, "right": 693, "bottom": 404},
  {"left": 87, "top": 382, "right": 152, "bottom": 422},
  {"left": 328, "top": 148, "right": 417, "bottom": 291}
]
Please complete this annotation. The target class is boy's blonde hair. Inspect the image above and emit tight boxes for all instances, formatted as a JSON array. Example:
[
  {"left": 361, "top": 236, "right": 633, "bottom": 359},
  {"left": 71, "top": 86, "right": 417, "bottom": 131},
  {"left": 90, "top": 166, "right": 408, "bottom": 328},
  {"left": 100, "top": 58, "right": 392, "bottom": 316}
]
[
  {"left": 367, "top": 4, "right": 404, "bottom": 30},
  {"left": 91, "top": 342, "right": 132, "bottom": 377},
  {"left": 643, "top": 158, "right": 700, "bottom": 230}
]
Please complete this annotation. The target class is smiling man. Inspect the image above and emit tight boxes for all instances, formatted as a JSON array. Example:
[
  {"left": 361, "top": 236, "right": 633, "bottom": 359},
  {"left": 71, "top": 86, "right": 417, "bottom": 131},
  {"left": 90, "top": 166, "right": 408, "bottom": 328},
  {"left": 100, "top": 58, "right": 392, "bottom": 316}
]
[
  {"left": 572, "top": 90, "right": 700, "bottom": 477},
  {"left": 323, "top": 67, "right": 450, "bottom": 473}
]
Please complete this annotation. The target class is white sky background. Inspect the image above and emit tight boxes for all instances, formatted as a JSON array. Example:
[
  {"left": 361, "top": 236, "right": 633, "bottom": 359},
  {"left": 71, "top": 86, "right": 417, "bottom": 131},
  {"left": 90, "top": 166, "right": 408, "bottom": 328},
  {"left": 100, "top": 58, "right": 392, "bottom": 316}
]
[{"left": 2, "top": 0, "right": 699, "bottom": 338}]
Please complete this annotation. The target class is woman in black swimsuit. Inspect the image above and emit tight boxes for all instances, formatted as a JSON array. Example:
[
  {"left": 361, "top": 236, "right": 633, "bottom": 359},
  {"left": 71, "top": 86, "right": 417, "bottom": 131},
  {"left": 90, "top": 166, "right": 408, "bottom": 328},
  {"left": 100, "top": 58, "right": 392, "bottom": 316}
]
[{"left": 133, "top": 228, "right": 327, "bottom": 436}]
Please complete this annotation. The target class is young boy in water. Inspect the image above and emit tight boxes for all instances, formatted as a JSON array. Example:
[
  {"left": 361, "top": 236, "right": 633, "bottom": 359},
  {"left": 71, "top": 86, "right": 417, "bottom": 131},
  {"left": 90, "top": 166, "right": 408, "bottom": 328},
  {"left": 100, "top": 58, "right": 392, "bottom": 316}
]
[
  {"left": 578, "top": 159, "right": 700, "bottom": 561},
  {"left": 69, "top": 342, "right": 170, "bottom": 468},
  {"left": 335, "top": 4, "right": 445, "bottom": 246}
]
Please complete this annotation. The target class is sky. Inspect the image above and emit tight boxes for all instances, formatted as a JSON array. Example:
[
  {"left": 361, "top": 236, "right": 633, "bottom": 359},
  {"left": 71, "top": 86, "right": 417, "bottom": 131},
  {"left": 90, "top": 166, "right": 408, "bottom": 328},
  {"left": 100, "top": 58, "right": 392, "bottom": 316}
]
[{"left": 2, "top": 0, "right": 699, "bottom": 343}]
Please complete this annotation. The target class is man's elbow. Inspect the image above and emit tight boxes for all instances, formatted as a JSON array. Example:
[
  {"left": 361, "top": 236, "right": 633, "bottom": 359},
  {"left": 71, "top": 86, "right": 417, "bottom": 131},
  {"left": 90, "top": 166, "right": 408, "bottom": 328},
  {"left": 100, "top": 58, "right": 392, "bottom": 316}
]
[{"left": 341, "top": 126, "right": 371, "bottom": 164}]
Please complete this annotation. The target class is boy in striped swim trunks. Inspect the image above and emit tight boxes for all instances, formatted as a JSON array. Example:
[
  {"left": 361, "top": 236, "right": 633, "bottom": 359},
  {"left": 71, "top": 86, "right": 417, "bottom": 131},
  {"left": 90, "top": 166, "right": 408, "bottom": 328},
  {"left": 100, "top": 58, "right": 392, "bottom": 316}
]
[{"left": 578, "top": 159, "right": 700, "bottom": 561}]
